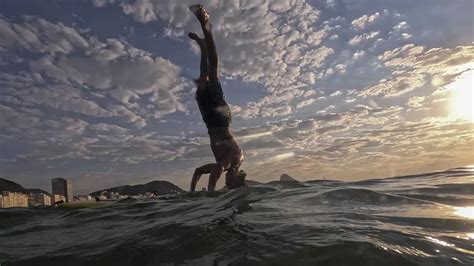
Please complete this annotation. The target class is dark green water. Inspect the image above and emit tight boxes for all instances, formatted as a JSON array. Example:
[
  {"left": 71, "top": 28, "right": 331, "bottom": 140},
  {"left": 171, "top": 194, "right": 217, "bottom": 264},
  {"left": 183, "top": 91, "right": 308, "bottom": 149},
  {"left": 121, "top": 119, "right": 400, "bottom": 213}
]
[{"left": 1, "top": 167, "right": 473, "bottom": 265}]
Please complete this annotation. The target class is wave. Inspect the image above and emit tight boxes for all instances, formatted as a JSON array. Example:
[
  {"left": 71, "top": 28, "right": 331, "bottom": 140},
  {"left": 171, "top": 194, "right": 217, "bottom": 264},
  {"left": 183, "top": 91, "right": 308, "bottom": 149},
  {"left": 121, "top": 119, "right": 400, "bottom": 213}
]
[
  {"left": 405, "top": 183, "right": 474, "bottom": 195},
  {"left": 1, "top": 167, "right": 474, "bottom": 265},
  {"left": 299, "top": 188, "right": 435, "bottom": 206}
]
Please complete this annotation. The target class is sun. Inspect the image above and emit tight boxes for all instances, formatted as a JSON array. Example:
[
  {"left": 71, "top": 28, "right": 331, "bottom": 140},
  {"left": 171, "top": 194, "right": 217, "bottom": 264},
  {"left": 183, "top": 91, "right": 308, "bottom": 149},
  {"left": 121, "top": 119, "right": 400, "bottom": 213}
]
[{"left": 446, "top": 70, "right": 474, "bottom": 122}]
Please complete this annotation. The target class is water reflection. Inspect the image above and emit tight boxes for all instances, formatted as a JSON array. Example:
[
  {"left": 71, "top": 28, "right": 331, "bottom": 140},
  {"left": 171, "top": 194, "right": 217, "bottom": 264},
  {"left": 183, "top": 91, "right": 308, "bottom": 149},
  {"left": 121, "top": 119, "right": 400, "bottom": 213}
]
[
  {"left": 426, "top": 236, "right": 454, "bottom": 247},
  {"left": 454, "top": 206, "right": 474, "bottom": 219}
]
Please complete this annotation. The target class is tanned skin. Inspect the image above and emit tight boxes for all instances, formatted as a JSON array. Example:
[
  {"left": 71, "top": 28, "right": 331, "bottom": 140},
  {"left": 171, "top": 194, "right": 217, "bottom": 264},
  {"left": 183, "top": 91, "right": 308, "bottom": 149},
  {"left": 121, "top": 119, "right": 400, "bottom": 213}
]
[{"left": 189, "top": 4, "right": 244, "bottom": 192}]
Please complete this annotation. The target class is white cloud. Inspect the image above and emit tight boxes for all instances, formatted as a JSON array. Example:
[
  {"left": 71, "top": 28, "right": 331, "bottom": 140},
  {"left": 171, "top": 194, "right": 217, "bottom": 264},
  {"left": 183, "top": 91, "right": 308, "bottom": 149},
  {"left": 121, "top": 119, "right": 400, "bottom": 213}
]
[
  {"left": 102, "top": 0, "right": 334, "bottom": 118},
  {"left": 92, "top": 0, "right": 115, "bottom": 7},
  {"left": 0, "top": 17, "right": 89, "bottom": 55},
  {"left": 351, "top": 12, "right": 383, "bottom": 29},
  {"left": 121, "top": 0, "right": 158, "bottom": 23},
  {"left": 359, "top": 45, "right": 474, "bottom": 97},
  {"left": 296, "top": 98, "right": 316, "bottom": 109},
  {"left": 316, "top": 105, "right": 335, "bottom": 114},
  {"left": 408, "top": 96, "right": 426, "bottom": 108},
  {"left": 229, "top": 104, "right": 242, "bottom": 114},
  {"left": 353, "top": 50, "right": 366, "bottom": 60},
  {"left": 348, "top": 31, "right": 380, "bottom": 46},
  {"left": 393, "top": 21, "right": 408, "bottom": 31},
  {"left": 0, "top": 17, "right": 188, "bottom": 127},
  {"left": 377, "top": 44, "right": 423, "bottom": 61}
]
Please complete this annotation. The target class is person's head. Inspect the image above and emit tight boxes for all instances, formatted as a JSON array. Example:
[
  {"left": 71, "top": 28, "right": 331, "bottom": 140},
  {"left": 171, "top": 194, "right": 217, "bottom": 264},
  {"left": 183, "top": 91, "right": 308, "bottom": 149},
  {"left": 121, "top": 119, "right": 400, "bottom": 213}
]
[{"left": 225, "top": 167, "right": 247, "bottom": 189}]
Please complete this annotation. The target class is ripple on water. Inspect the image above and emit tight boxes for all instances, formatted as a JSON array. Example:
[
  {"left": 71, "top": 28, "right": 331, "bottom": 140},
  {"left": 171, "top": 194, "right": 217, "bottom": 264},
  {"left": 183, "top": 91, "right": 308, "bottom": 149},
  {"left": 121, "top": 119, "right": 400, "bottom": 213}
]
[{"left": 1, "top": 168, "right": 474, "bottom": 265}]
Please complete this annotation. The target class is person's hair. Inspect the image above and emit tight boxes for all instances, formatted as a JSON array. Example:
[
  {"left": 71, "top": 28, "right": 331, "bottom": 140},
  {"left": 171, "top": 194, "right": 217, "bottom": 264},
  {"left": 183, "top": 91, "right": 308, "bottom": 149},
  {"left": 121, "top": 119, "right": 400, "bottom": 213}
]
[
  {"left": 226, "top": 169, "right": 247, "bottom": 189},
  {"left": 238, "top": 170, "right": 247, "bottom": 180}
]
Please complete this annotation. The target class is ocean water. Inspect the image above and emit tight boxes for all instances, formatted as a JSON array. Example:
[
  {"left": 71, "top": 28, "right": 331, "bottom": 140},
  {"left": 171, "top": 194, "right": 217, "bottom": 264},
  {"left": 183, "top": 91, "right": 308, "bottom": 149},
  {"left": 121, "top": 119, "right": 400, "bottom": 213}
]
[{"left": 1, "top": 167, "right": 473, "bottom": 266}]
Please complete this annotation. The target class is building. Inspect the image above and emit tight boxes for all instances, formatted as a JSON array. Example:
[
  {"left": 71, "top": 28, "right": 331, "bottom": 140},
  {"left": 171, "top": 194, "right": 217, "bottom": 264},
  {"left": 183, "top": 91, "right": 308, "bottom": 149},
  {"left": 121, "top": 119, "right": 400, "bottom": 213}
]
[
  {"left": 29, "top": 193, "right": 52, "bottom": 207},
  {"left": 51, "top": 178, "right": 73, "bottom": 202},
  {"left": 51, "top": 194, "right": 66, "bottom": 203},
  {"left": 0, "top": 191, "right": 29, "bottom": 208},
  {"left": 75, "top": 195, "right": 93, "bottom": 202}
]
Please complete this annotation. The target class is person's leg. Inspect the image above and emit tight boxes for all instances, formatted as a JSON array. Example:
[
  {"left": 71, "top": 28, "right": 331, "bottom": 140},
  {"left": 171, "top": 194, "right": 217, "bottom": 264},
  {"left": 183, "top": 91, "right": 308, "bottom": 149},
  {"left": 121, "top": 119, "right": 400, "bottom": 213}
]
[
  {"left": 191, "top": 163, "right": 216, "bottom": 192},
  {"left": 188, "top": 32, "right": 208, "bottom": 86},
  {"left": 201, "top": 23, "right": 219, "bottom": 83},
  {"left": 190, "top": 5, "right": 219, "bottom": 83}
]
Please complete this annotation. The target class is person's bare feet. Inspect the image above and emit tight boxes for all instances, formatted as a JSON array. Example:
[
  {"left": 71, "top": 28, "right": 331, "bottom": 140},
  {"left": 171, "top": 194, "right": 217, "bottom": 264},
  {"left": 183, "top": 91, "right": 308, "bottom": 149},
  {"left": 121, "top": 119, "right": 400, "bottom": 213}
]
[
  {"left": 189, "top": 4, "right": 209, "bottom": 24},
  {"left": 188, "top": 32, "right": 201, "bottom": 41}
]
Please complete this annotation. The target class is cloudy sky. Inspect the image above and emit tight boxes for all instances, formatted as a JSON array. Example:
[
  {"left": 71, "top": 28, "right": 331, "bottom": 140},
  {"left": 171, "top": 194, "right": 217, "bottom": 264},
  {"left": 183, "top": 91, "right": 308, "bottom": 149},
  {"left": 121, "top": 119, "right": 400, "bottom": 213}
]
[{"left": 0, "top": 0, "right": 473, "bottom": 194}]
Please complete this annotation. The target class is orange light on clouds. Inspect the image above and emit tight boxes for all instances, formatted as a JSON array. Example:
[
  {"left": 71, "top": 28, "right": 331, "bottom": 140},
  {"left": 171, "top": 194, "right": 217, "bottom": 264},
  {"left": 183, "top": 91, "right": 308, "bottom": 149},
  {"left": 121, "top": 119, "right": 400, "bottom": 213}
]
[{"left": 446, "top": 70, "right": 474, "bottom": 122}]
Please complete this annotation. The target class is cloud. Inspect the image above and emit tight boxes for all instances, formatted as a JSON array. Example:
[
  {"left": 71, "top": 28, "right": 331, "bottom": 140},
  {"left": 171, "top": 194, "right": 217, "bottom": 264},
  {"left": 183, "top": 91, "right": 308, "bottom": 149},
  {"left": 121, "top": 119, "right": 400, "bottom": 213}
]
[
  {"left": 0, "top": 17, "right": 90, "bottom": 56},
  {"left": 407, "top": 96, "right": 426, "bottom": 108},
  {"left": 351, "top": 12, "right": 383, "bottom": 29},
  {"left": 92, "top": 0, "right": 115, "bottom": 7},
  {"left": 296, "top": 98, "right": 316, "bottom": 109},
  {"left": 0, "top": 15, "right": 198, "bottom": 177},
  {"left": 0, "top": 104, "right": 41, "bottom": 130},
  {"left": 0, "top": 17, "right": 188, "bottom": 128},
  {"left": 348, "top": 31, "right": 380, "bottom": 46},
  {"left": 359, "top": 45, "right": 474, "bottom": 97},
  {"left": 98, "top": 0, "right": 335, "bottom": 118},
  {"left": 2, "top": 0, "right": 474, "bottom": 191}
]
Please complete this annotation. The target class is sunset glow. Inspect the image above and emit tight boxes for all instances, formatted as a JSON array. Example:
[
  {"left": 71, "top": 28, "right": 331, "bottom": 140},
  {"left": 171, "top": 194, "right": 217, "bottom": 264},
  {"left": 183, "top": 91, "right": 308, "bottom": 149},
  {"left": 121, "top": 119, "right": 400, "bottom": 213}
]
[{"left": 448, "top": 70, "right": 474, "bottom": 122}]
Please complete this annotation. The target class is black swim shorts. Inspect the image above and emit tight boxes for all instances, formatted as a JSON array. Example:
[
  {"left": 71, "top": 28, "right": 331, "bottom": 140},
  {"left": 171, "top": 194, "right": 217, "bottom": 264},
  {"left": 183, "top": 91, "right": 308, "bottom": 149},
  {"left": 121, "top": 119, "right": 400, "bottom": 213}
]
[{"left": 196, "top": 79, "right": 232, "bottom": 129}]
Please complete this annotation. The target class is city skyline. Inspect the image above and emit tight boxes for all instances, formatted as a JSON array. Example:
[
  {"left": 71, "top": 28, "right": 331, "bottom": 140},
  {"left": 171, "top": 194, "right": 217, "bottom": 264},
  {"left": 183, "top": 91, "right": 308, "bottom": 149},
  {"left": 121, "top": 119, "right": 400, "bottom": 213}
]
[{"left": 0, "top": 0, "right": 473, "bottom": 194}]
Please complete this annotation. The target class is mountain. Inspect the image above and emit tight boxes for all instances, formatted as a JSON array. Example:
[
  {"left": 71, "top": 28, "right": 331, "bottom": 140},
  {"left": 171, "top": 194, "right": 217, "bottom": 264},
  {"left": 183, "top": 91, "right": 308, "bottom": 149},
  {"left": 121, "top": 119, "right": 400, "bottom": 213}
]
[
  {"left": 0, "top": 178, "right": 49, "bottom": 195},
  {"left": 280, "top": 173, "right": 298, "bottom": 182},
  {"left": 90, "top": 180, "right": 184, "bottom": 196}
]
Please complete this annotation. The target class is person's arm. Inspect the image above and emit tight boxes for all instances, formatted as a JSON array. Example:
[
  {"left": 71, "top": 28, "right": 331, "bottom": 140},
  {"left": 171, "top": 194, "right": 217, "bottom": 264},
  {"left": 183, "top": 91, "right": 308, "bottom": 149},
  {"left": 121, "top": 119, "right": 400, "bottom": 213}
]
[
  {"left": 207, "top": 163, "right": 224, "bottom": 192},
  {"left": 190, "top": 163, "right": 216, "bottom": 191}
]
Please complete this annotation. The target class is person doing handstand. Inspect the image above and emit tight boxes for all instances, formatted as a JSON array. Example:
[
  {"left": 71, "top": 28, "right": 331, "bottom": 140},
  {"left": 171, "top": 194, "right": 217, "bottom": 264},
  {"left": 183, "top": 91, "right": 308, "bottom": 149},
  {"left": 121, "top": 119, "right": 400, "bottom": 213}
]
[{"left": 188, "top": 4, "right": 246, "bottom": 192}]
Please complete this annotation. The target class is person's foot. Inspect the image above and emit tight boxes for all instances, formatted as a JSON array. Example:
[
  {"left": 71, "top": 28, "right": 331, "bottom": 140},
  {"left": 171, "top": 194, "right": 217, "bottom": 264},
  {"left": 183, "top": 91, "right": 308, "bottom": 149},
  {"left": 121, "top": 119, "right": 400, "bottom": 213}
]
[
  {"left": 189, "top": 4, "right": 209, "bottom": 24},
  {"left": 188, "top": 32, "right": 200, "bottom": 41},
  {"left": 188, "top": 32, "right": 204, "bottom": 45}
]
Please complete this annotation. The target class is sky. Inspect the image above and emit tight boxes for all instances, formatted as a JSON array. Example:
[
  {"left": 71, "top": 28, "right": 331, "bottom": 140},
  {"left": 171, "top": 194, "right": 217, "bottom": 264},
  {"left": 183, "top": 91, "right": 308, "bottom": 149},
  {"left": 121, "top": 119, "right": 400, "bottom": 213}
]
[{"left": 0, "top": 0, "right": 473, "bottom": 194}]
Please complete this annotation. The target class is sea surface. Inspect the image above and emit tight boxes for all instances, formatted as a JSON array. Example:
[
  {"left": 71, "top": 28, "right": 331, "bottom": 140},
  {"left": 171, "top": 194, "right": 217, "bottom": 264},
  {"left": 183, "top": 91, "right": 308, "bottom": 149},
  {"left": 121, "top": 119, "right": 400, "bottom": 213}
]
[{"left": 1, "top": 167, "right": 474, "bottom": 266}]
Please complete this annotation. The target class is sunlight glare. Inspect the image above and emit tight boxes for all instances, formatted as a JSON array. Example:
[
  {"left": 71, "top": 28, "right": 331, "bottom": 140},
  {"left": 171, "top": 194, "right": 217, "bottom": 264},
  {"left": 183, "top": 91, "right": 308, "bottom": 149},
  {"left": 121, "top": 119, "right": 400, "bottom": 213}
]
[
  {"left": 454, "top": 206, "right": 474, "bottom": 219},
  {"left": 446, "top": 70, "right": 474, "bottom": 122},
  {"left": 238, "top": 131, "right": 273, "bottom": 141},
  {"left": 273, "top": 152, "right": 295, "bottom": 161}
]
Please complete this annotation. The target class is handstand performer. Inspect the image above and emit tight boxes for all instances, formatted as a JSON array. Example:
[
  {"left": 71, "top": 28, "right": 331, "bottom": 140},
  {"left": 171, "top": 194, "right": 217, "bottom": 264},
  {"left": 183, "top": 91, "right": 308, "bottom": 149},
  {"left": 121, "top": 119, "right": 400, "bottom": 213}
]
[{"left": 188, "top": 4, "right": 246, "bottom": 192}]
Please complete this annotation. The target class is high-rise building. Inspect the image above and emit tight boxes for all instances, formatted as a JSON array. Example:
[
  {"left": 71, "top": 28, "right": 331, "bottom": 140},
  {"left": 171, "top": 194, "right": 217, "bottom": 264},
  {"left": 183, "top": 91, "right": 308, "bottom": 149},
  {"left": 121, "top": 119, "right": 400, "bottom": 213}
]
[
  {"left": 0, "top": 191, "right": 29, "bottom": 208},
  {"left": 51, "top": 178, "right": 73, "bottom": 202}
]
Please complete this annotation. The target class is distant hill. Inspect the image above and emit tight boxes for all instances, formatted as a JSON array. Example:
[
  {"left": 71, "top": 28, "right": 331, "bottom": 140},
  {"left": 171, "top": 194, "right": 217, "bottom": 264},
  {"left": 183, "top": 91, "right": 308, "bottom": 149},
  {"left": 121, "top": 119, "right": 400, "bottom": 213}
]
[
  {"left": 90, "top": 180, "right": 184, "bottom": 196},
  {"left": 280, "top": 173, "right": 298, "bottom": 182},
  {"left": 0, "top": 178, "right": 49, "bottom": 195}
]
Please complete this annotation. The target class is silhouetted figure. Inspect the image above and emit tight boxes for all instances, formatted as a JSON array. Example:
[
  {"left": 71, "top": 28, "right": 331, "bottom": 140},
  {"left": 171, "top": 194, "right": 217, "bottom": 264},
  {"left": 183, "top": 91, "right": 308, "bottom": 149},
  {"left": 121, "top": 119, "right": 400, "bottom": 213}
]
[{"left": 188, "top": 4, "right": 246, "bottom": 192}]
